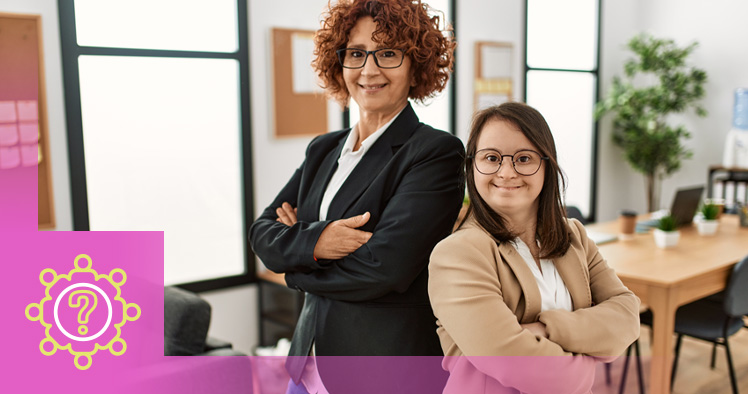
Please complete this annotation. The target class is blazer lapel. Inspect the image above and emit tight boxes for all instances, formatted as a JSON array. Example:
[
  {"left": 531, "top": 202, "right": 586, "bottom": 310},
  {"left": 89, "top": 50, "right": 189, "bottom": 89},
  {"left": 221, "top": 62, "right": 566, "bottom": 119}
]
[
  {"left": 552, "top": 249, "right": 592, "bottom": 310},
  {"left": 497, "top": 242, "right": 544, "bottom": 323},
  {"left": 325, "top": 103, "right": 420, "bottom": 220},
  {"left": 305, "top": 134, "right": 347, "bottom": 221}
]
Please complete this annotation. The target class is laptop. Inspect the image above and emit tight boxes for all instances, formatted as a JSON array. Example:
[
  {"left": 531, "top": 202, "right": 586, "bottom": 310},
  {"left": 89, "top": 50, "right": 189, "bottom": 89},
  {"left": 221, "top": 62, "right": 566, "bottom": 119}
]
[{"left": 638, "top": 185, "right": 705, "bottom": 228}]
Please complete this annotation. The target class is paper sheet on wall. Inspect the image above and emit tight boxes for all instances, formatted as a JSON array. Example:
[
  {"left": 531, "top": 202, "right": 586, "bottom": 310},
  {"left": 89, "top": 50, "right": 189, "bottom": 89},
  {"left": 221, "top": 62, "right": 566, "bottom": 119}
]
[
  {"left": 482, "top": 46, "right": 512, "bottom": 79},
  {"left": 291, "top": 33, "right": 322, "bottom": 94}
]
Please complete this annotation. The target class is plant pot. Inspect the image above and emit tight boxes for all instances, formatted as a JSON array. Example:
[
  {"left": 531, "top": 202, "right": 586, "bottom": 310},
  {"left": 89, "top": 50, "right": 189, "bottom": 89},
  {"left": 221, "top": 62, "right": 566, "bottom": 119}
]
[
  {"left": 696, "top": 220, "right": 719, "bottom": 236},
  {"left": 654, "top": 229, "right": 680, "bottom": 248}
]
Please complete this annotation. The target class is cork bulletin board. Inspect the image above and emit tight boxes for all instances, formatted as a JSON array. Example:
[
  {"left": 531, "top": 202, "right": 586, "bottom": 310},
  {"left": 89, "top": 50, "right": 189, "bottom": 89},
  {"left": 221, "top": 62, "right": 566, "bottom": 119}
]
[
  {"left": 474, "top": 41, "right": 514, "bottom": 112},
  {"left": 272, "top": 28, "right": 328, "bottom": 138},
  {"left": 0, "top": 13, "right": 55, "bottom": 229}
]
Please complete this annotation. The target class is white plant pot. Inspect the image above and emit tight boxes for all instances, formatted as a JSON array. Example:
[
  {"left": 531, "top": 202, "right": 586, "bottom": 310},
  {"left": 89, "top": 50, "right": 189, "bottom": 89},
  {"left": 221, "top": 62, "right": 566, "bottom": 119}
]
[
  {"left": 654, "top": 229, "right": 680, "bottom": 248},
  {"left": 696, "top": 220, "right": 719, "bottom": 236}
]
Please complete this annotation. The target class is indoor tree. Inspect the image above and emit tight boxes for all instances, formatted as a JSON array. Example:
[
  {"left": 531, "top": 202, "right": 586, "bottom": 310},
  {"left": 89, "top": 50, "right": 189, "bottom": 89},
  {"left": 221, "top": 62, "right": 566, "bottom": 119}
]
[{"left": 595, "top": 33, "right": 708, "bottom": 212}]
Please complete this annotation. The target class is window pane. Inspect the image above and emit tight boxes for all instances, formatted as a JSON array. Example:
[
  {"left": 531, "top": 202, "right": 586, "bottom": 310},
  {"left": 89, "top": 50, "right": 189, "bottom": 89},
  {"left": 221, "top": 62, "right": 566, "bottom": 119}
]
[
  {"left": 527, "top": 0, "right": 598, "bottom": 70},
  {"left": 526, "top": 70, "right": 596, "bottom": 216},
  {"left": 78, "top": 56, "right": 244, "bottom": 284},
  {"left": 74, "top": 0, "right": 238, "bottom": 52}
]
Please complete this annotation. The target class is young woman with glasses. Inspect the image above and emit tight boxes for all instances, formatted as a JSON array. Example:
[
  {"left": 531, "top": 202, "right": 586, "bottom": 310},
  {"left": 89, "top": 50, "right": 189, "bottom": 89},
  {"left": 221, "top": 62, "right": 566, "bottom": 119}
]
[
  {"left": 249, "top": 0, "right": 461, "bottom": 392},
  {"left": 428, "top": 102, "right": 641, "bottom": 394}
]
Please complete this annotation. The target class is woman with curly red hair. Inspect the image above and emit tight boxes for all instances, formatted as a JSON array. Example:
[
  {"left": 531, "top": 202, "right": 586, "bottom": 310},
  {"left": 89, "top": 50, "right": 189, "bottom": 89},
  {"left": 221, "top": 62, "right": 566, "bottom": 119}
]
[{"left": 249, "top": 0, "right": 461, "bottom": 392}]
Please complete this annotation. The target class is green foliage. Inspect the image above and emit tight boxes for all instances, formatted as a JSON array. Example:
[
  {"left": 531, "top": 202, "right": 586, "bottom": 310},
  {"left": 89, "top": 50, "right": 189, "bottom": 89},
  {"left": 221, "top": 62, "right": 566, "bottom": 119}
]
[
  {"left": 657, "top": 215, "right": 678, "bottom": 232},
  {"left": 700, "top": 203, "right": 720, "bottom": 220},
  {"left": 595, "top": 34, "right": 708, "bottom": 179}
]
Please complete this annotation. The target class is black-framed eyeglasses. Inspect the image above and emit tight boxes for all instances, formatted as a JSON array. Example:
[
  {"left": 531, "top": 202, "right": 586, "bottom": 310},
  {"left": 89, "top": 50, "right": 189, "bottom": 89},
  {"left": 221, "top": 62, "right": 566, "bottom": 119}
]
[
  {"left": 469, "top": 148, "right": 550, "bottom": 176},
  {"left": 336, "top": 48, "right": 405, "bottom": 69}
]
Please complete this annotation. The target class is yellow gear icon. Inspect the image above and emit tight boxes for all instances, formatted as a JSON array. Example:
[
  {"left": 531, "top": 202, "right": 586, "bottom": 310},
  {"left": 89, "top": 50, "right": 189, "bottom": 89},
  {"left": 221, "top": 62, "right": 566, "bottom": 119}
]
[{"left": 25, "top": 254, "right": 141, "bottom": 370}]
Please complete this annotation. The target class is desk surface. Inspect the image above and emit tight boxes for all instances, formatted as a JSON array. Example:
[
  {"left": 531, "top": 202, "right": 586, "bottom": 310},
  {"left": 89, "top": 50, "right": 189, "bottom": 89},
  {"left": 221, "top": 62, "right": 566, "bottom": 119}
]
[
  {"left": 588, "top": 215, "right": 748, "bottom": 287},
  {"left": 586, "top": 214, "right": 748, "bottom": 394}
]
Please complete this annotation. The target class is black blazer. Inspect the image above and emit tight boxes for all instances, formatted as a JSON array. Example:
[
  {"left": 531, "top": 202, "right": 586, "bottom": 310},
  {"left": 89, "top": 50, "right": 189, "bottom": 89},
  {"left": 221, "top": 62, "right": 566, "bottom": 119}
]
[{"left": 249, "top": 103, "right": 464, "bottom": 379}]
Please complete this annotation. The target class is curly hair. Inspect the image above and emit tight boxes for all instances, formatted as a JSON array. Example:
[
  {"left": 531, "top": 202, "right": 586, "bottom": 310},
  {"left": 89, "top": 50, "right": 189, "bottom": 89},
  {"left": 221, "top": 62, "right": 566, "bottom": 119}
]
[{"left": 313, "top": 0, "right": 456, "bottom": 106}]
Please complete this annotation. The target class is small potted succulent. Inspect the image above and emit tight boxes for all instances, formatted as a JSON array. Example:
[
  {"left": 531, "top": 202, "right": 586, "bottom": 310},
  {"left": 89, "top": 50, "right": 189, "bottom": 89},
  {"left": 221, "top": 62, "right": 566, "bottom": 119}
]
[
  {"left": 654, "top": 215, "right": 679, "bottom": 248},
  {"left": 696, "top": 202, "right": 720, "bottom": 235}
]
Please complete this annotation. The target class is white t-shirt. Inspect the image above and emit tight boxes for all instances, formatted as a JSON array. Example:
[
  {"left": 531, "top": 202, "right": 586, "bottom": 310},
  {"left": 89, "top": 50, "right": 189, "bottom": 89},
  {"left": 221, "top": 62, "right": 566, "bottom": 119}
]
[{"left": 513, "top": 238, "right": 573, "bottom": 312}]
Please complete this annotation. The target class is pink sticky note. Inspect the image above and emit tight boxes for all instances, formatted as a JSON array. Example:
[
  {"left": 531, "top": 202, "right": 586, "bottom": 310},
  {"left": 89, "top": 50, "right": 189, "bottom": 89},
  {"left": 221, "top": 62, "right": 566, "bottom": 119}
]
[
  {"left": 0, "top": 124, "right": 19, "bottom": 146},
  {"left": 0, "top": 146, "right": 21, "bottom": 169},
  {"left": 18, "top": 122, "right": 38, "bottom": 144},
  {"left": 0, "top": 101, "right": 16, "bottom": 123},
  {"left": 16, "top": 100, "right": 38, "bottom": 121},
  {"left": 20, "top": 143, "right": 39, "bottom": 167}
]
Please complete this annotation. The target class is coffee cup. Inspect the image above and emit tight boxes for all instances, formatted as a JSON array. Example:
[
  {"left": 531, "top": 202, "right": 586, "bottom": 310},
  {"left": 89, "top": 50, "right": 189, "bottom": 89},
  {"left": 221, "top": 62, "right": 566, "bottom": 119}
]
[{"left": 619, "top": 210, "right": 637, "bottom": 240}]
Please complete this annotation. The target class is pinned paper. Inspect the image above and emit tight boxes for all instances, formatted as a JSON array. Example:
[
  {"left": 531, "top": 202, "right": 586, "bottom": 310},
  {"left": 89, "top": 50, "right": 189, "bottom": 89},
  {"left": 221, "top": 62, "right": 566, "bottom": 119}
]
[
  {"left": 0, "top": 124, "right": 19, "bottom": 146},
  {"left": 0, "top": 146, "right": 21, "bottom": 169},
  {"left": 0, "top": 101, "right": 16, "bottom": 123},
  {"left": 16, "top": 100, "right": 38, "bottom": 121},
  {"left": 20, "top": 143, "right": 39, "bottom": 167},
  {"left": 18, "top": 122, "right": 39, "bottom": 143}
]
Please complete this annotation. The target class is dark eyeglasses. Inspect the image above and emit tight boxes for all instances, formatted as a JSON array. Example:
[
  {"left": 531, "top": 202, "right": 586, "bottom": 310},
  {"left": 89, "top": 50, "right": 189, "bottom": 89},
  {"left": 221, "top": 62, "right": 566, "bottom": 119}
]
[
  {"left": 336, "top": 48, "right": 405, "bottom": 69},
  {"left": 469, "top": 149, "right": 549, "bottom": 176}
]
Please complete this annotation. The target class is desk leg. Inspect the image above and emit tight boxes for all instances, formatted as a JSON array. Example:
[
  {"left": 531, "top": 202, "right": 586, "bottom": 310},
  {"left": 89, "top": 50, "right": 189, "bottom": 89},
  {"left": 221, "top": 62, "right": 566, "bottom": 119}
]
[{"left": 647, "top": 286, "right": 678, "bottom": 394}]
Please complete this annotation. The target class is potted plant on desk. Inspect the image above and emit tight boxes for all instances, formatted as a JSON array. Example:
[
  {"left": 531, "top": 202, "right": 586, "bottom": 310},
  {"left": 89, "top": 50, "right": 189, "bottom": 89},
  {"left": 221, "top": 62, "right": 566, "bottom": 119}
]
[
  {"left": 696, "top": 202, "right": 720, "bottom": 235},
  {"left": 654, "top": 215, "right": 680, "bottom": 248}
]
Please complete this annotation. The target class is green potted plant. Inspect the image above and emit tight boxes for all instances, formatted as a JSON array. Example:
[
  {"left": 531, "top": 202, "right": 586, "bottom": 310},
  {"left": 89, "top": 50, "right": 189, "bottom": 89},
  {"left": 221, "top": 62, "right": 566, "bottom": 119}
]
[
  {"left": 595, "top": 34, "right": 708, "bottom": 212},
  {"left": 696, "top": 202, "right": 720, "bottom": 235},
  {"left": 654, "top": 214, "right": 679, "bottom": 248}
]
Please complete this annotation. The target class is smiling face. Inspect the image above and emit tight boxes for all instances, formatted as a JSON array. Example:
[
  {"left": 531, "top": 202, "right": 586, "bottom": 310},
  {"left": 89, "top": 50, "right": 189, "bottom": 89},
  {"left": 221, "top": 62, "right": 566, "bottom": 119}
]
[
  {"left": 343, "top": 16, "right": 413, "bottom": 119},
  {"left": 474, "top": 119, "right": 545, "bottom": 220}
]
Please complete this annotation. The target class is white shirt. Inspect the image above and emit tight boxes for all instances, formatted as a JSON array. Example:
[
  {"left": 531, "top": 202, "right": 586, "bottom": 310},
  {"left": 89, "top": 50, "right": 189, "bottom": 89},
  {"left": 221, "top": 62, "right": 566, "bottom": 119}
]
[
  {"left": 318, "top": 109, "right": 403, "bottom": 220},
  {"left": 513, "top": 238, "right": 573, "bottom": 312}
]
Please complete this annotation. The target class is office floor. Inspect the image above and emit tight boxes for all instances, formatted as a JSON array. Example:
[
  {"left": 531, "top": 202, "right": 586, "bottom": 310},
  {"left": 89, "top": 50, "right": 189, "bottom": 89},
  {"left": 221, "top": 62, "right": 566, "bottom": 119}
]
[{"left": 593, "top": 322, "right": 748, "bottom": 393}]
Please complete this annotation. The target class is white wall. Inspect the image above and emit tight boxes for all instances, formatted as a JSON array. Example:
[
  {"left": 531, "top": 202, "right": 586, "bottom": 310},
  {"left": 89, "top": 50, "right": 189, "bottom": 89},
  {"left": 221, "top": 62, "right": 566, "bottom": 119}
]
[
  {"left": 596, "top": 0, "right": 748, "bottom": 221},
  {"left": 2, "top": 0, "right": 73, "bottom": 231},
  {"left": 455, "top": 0, "right": 525, "bottom": 142}
]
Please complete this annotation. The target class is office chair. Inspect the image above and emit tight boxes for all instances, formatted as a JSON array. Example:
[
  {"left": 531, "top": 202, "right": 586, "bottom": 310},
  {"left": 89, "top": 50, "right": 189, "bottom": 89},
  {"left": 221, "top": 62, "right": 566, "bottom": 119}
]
[
  {"left": 565, "top": 205, "right": 588, "bottom": 225},
  {"left": 617, "top": 340, "right": 645, "bottom": 394},
  {"left": 164, "top": 286, "right": 246, "bottom": 356},
  {"left": 698, "top": 291, "right": 748, "bottom": 371},
  {"left": 638, "top": 254, "right": 748, "bottom": 394}
]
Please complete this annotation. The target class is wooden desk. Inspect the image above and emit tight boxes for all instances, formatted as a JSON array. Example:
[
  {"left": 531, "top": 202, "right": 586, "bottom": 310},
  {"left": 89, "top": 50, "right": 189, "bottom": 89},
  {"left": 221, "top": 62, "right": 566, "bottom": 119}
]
[{"left": 587, "top": 215, "right": 748, "bottom": 394}]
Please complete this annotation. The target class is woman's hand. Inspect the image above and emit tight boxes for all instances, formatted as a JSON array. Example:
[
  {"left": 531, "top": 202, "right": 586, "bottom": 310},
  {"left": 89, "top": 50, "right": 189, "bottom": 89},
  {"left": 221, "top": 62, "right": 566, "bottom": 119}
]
[
  {"left": 521, "top": 322, "right": 548, "bottom": 338},
  {"left": 314, "top": 212, "right": 373, "bottom": 260},
  {"left": 275, "top": 202, "right": 298, "bottom": 226}
]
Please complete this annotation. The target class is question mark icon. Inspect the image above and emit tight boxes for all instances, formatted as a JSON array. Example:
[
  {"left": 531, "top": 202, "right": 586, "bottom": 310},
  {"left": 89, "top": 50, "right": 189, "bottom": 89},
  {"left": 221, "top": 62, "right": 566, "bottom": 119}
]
[{"left": 68, "top": 290, "right": 98, "bottom": 336}]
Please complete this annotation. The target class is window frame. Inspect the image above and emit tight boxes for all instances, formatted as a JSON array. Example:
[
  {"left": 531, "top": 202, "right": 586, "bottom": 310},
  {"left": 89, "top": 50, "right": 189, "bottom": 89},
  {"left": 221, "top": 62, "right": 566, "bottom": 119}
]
[
  {"left": 523, "top": 0, "right": 602, "bottom": 222},
  {"left": 58, "top": 0, "right": 255, "bottom": 292}
]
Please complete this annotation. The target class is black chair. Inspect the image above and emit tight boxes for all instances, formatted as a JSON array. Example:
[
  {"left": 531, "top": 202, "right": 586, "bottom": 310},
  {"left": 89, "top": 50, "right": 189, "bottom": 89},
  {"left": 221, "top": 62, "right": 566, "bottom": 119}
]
[
  {"left": 164, "top": 286, "right": 246, "bottom": 356},
  {"left": 565, "top": 205, "right": 588, "bottom": 225},
  {"left": 638, "top": 255, "right": 748, "bottom": 394},
  {"left": 617, "top": 340, "right": 646, "bottom": 394}
]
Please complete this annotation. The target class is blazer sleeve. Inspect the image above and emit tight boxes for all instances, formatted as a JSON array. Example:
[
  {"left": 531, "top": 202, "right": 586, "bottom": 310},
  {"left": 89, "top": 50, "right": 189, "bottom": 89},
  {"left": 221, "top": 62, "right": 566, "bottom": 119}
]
[
  {"left": 429, "top": 231, "right": 601, "bottom": 392},
  {"left": 284, "top": 134, "right": 464, "bottom": 302},
  {"left": 538, "top": 219, "right": 641, "bottom": 357},
  {"left": 248, "top": 137, "right": 333, "bottom": 274}
]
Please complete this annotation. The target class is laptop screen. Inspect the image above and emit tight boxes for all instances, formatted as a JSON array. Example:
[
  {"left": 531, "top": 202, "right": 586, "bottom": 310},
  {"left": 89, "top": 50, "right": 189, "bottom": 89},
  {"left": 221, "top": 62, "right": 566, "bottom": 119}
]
[{"left": 670, "top": 186, "right": 705, "bottom": 226}]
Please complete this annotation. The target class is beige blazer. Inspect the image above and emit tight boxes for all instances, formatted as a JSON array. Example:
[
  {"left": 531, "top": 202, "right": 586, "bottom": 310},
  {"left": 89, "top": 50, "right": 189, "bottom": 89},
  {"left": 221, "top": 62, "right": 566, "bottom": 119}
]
[{"left": 428, "top": 217, "right": 640, "bottom": 393}]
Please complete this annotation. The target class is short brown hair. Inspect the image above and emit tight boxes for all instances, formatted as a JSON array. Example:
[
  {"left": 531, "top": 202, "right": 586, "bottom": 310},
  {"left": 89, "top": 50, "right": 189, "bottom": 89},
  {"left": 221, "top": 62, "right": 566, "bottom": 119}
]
[
  {"left": 313, "top": 0, "right": 456, "bottom": 106},
  {"left": 462, "top": 102, "right": 571, "bottom": 259}
]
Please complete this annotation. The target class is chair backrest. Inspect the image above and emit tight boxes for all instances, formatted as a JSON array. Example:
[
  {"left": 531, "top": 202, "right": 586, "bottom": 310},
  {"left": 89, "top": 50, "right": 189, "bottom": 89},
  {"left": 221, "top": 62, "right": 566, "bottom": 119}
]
[
  {"left": 164, "top": 286, "right": 211, "bottom": 356},
  {"left": 724, "top": 254, "right": 748, "bottom": 317},
  {"left": 566, "top": 206, "right": 588, "bottom": 225}
]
